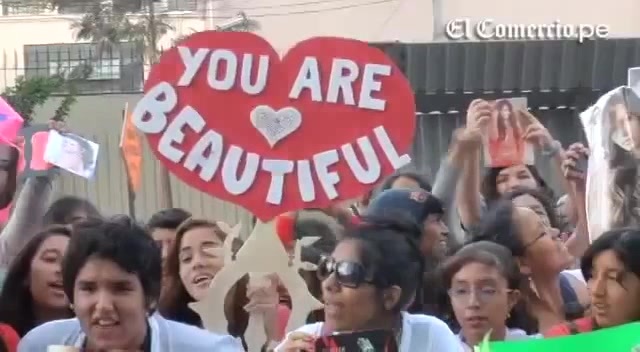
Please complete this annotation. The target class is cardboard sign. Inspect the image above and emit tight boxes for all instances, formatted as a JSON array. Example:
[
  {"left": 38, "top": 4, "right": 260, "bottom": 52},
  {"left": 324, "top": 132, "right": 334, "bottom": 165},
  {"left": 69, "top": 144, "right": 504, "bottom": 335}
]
[
  {"left": 476, "top": 323, "right": 640, "bottom": 352},
  {"left": 580, "top": 86, "right": 640, "bottom": 240},
  {"left": 18, "top": 124, "right": 56, "bottom": 180},
  {"left": 190, "top": 220, "right": 324, "bottom": 351},
  {"left": 483, "top": 97, "right": 534, "bottom": 167},
  {"left": 44, "top": 130, "right": 99, "bottom": 179},
  {"left": 0, "top": 96, "right": 24, "bottom": 145},
  {"left": 132, "top": 31, "right": 416, "bottom": 221},
  {"left": 315, "top": 329, "right": 398, "bottom": 352}
]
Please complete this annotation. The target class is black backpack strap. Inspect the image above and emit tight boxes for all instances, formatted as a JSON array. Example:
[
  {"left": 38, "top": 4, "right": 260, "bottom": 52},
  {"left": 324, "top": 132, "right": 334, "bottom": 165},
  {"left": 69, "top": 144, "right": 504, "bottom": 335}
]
[{"left": 559, "top": 273, "right": 584, "bottom": 320}]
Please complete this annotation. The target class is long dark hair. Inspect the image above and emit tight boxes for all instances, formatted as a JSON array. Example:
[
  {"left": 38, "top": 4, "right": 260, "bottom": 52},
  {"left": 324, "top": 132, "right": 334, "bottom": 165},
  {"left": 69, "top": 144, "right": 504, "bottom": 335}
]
[
  {"left": 503, "top": 187, "right": 561, "bottom": 230},
  {"left": 0, "top": 145, "right": 19, "bottom": 211},
  {"left": 0, "top": 226, "right": 73, "bottom": 336},
  {"left": 495, "top": 99, "right": 519, "bottom": 141},
  {"left": 42, "top": 196, "right": 101, "bottom": 226},
  {"left": 481, "top": 165, "right": 554, "bottom": 204}
]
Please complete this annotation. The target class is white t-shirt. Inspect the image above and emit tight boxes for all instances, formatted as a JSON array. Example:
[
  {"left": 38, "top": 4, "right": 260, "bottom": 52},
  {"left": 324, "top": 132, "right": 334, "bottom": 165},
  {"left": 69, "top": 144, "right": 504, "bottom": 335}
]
[
  {"left": 458, "top": 328, "right": 540, "bottom": 352},
  {"left": 563, "top": 269, "right": 586, "bottom": 284},
  {"left": 274, "top": 312, "right": 463, "bottom": 352}
]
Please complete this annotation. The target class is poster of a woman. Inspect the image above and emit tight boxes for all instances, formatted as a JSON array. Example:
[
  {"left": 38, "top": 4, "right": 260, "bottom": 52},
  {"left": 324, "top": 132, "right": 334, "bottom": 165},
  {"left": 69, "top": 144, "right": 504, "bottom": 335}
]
[
  {"left": 484, "top": 98, "right": 533, "bottom": 167},
  {"left": 43, "top": 131, "right": 99, "bottom": 179},
  {"left": 581, "top": 86, "right": 640, "bottom": 241}
]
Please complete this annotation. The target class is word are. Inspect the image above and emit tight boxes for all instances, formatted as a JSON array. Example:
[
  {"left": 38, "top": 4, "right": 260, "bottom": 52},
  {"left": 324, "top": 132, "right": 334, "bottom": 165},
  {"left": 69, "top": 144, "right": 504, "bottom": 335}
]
[
  {"left": 132, "top": 82, "right": 410, "bottom": 204},
  {"left": 176, "top": 46, "right": 392, "bottom": 111}
]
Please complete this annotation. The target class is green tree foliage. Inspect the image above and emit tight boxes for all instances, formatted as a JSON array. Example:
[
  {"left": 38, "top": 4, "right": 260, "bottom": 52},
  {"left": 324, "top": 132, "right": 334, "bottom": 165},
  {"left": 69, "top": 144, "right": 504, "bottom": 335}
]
[
  {"left": 62, "top": 0, "right": 174, "bottom": 63},
  {"left": 2, "top": 76, "right": 77, "bottom": 124}
]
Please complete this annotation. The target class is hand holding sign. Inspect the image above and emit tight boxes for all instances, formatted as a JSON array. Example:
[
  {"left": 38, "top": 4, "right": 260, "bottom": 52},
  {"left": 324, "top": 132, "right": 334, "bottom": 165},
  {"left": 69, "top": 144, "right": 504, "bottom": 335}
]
[
  {"left": 520, "top": 109, "right": 553, "bottom": 149},
  {"left": 132, "top": 31, "right": 416, "bottom": 221}
]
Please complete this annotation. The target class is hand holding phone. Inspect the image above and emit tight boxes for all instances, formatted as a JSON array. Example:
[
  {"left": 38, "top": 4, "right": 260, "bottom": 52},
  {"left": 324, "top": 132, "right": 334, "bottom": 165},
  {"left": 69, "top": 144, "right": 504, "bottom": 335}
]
[
  {"left": 563, "top": 143, "right": 589, "bottom": 181},
  {"left": 574, "top": 155, "right": 589, "bottom": 174}
]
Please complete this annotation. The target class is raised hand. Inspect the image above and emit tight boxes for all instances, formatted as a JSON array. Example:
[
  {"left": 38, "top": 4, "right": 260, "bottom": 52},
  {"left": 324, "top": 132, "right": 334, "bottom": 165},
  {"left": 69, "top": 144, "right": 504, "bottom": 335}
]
[{"left": 519, "top": 109, "right": 554, "bottom": 149}]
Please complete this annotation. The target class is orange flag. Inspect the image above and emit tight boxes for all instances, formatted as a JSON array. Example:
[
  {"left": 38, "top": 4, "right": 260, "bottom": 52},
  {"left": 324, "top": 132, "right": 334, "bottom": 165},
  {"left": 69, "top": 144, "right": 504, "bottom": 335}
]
[{"left": 120, "top": 103, "right": 142, "bottom": 193}]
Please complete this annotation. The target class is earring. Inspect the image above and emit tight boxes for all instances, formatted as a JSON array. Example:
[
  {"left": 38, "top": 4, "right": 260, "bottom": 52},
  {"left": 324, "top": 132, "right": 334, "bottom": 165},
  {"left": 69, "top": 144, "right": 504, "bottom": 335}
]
[{"left": 69, "top": 303, "right": 74, "bottom": 311}]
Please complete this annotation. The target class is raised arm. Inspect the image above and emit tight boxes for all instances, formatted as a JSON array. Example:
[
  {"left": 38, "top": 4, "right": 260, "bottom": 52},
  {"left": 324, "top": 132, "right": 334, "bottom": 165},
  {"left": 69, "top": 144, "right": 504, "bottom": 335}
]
[
  {"left": 455, "top": 99, "right": 492, "bottom": 229},
  {"left": 561, "top": 143, "right": 590, "bottom": 258},
  {"left": 0, "top": 175, "right": 54, "bottom": 267}
]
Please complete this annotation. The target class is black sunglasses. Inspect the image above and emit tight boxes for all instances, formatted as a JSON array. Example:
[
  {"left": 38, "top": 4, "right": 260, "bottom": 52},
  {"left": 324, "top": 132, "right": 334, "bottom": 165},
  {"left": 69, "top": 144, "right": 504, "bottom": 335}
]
[{"left": 317, "top": 256, "right": 374, "bottom": 289}]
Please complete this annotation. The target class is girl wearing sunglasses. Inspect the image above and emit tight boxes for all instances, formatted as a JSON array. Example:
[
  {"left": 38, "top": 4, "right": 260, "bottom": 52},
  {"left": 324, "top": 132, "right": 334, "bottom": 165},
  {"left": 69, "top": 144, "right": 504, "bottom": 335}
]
[{"left": 275, "top": 217, "right": 462, "bottom": 352}]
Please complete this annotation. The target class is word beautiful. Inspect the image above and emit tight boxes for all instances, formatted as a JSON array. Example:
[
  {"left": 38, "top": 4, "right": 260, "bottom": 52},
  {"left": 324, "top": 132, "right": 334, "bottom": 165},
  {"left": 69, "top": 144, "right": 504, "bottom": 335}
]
[{"left": 133, "top": 48, "right": 410, "bottom": 205}]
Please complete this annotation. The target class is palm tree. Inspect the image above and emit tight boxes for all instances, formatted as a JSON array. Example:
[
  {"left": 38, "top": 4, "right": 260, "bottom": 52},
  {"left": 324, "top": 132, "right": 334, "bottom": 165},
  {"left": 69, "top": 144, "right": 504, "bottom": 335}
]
[
  {"left": 57, "top": 0, "right": 176, "bottom": 208},
  {"left": 69, "top": 0, "right": 174, "bottom": 64}
]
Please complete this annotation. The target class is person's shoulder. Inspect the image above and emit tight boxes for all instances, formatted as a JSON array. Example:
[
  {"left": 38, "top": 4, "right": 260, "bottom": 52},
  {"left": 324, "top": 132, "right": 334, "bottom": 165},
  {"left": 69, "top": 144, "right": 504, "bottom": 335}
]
[
  {"left": 18, "top": 318, "right": 80, "bottom": 351},
  {"left": 162, "top": 319, "right": 243, "bottom": 351},
  {"left": 403, "top": 312, "right": 451, "bottom": 331},
  {"left": 402, "top": 313, "right": 462, "bottom": 351}
]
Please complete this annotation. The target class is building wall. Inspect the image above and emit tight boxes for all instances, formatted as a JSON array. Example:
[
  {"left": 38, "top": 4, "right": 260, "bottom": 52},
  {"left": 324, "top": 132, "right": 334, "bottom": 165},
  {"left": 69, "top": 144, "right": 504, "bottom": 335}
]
[
  {"left": 2, "top": 0, "right": 639, "bottom": 89},
  {"left": 215, "top": 0, "right": 640, "bottom": 51}
]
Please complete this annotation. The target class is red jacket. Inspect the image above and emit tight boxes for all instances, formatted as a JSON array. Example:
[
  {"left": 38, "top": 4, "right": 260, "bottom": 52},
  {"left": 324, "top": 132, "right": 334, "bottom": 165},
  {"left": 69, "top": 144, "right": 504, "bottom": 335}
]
[{"left": 0, "top": 324, "right": 19, "bottom": 352}]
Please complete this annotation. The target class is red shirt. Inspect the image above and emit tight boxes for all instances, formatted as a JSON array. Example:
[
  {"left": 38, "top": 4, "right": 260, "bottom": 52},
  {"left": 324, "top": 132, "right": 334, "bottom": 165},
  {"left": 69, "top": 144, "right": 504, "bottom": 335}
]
[
  {"left": 0, "top": 324, "right": 19, "bottom": 352},
  {"left": 544, "top": 317, "right": 596, "bottom": 337}
]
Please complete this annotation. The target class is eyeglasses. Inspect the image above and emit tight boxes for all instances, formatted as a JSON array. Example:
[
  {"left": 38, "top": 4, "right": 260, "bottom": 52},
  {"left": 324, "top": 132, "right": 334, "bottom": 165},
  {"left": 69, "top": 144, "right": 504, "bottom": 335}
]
[
  {"left": 317, "top": 256, "right": 374, "bottom": 289},
  {"left": 448, "top": 286, "right": 512, "bottom": 304},
  {"left": 523, "top": 229, "right": 562, "bottom": 249}
]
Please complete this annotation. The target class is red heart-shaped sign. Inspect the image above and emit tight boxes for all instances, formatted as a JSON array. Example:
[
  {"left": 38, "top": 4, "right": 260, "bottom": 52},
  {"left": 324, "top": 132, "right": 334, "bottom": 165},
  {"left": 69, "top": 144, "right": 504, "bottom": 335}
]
[{"left": 133, "top": 31, "right": 415, "bottom": 221}]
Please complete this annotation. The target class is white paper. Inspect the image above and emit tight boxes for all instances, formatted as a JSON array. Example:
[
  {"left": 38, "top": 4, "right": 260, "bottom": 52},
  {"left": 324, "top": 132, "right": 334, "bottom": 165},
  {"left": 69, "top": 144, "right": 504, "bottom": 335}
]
[
  {"left": 580, "top": 86, "right": 640, "bottom": 241},
  {"left": 628, "top": 67, "right": 640, "bottom": 95},
  {"left": 44, "top": 130, "right": 99, "bottom": 179}
]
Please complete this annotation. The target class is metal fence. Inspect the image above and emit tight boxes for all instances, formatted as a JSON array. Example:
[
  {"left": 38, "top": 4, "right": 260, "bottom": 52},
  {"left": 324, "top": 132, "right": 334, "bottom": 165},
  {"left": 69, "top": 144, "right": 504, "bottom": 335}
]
[{"left": 0, "top": 43, "right": 146, "bottom": 95}]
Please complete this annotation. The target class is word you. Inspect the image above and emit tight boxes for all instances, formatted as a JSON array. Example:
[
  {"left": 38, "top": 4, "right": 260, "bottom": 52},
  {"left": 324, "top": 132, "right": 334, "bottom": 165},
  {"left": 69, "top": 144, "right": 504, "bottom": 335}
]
[
  {"left": 132, "top": 82, "right": 410, "bottom": 205},
  {"left": 445, "top": 19, "right": 609, "bottom": 43},
  {"left": 176, "top": 47, "right": 393, "bottom": 111}
]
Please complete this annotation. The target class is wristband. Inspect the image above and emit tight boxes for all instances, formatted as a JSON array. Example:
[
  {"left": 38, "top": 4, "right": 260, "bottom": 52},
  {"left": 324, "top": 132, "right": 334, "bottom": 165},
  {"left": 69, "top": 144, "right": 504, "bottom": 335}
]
[{"left": 542, "top": 140, "right": 562, "bottom": 157}]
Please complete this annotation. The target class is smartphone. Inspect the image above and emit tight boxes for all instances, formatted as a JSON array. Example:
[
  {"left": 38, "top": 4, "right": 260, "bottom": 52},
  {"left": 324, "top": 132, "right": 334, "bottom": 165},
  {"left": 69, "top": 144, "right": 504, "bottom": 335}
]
[
  {"left": 574, "top": 155, "right": 589, "bottom": 174},
  {"left": 314, "top": 329, "right": 398, "bottom": 352}
]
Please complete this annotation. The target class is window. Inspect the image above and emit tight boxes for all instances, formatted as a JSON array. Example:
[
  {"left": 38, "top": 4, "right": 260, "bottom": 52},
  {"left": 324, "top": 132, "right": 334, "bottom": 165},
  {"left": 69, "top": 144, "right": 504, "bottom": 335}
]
[
  {"left": 166, "top": 0, "right": 200, "bottom": 12},
  {"left": 58, "top": 0, "right": 143, "bottom": 14},
  {"left": 48, "top": 58, "right": 122, "bottom": 81},
  {"left": 24, "top": 42, "right": 144, "bottom": 93},
  {"left": 2, "top": 0, "right": 49, "bottom": 15}
]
